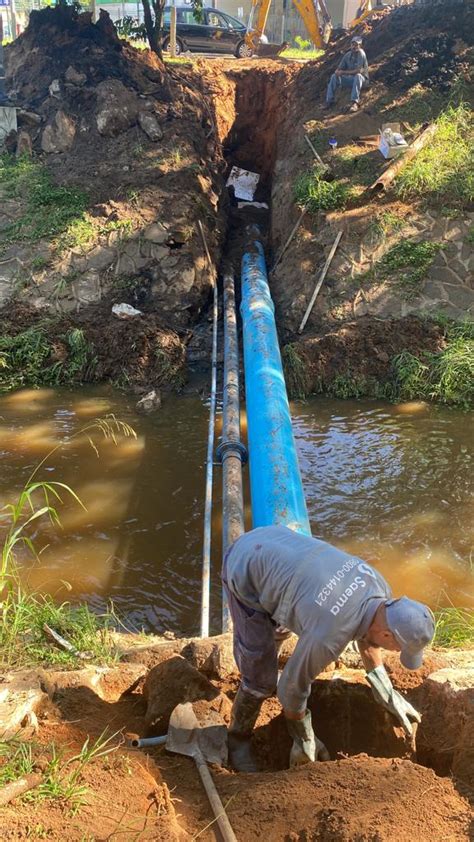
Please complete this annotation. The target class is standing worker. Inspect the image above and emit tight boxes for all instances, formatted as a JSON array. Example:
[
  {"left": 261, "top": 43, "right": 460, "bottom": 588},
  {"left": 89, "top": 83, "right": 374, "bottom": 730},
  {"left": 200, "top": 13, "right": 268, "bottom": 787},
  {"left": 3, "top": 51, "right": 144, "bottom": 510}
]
[
  {"left": 325, "top": 35, "right": 369, "bottom": 112},
  {"left": 223, "top": 525, "right": 435, "bottom": 772}
]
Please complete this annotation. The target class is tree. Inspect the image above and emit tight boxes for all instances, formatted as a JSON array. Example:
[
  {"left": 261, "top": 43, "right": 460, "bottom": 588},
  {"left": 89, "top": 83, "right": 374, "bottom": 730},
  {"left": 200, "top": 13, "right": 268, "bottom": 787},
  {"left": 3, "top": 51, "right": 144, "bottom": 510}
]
[{"left": 140, "top": 0, "right": 203, "bottom": 58}]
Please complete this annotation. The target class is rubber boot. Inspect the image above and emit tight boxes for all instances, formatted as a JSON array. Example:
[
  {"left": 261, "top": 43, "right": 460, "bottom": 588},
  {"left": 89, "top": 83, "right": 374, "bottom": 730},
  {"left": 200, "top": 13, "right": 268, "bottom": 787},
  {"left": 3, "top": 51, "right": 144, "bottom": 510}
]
[{"left": 228, "top": 686, "right": 263, "bottom": 773}]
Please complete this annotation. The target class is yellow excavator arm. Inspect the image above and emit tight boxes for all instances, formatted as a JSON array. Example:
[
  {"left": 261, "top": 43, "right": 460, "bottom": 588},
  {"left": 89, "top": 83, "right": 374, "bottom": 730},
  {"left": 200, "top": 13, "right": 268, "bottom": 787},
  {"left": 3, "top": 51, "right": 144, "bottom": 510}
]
[{"left": 244, "top": 0, "right": 371, "bottom": 54}]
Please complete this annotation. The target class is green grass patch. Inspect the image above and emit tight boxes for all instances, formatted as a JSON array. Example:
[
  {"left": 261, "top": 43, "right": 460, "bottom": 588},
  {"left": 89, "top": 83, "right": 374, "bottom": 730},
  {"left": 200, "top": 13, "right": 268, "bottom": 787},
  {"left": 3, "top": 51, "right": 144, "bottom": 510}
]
[
  {"left": 280, "top": 47, "right": 324, "bottom": 60},
  {"left": 395, "top": 103, "right": 474, "bottom": 208},
  {"left": 282, "top": 343, "right": 309, "bottom": 400},
  {"left": 433, "top": 607, "right": 474, "bottom": 648},
  {"left": 0, "top": 155, "right": 89, "bottom": 250},
  {"left": 381, "top": 84, "right": 446, "bottom": 130},
  {"left": 375, "top": 239, "right": 442, "bottom": 299},
  {"left": 295, "top": 168, "right": 353, "bottom": 212},
  {"left": 0, "top": 325, "right": 97, "bottom": 392},
  {"left": 392, "top": 319, "right": 474, "bottom": 408},
  {"left": 367, "top": 211, "right": 405, "bottom": 244}
]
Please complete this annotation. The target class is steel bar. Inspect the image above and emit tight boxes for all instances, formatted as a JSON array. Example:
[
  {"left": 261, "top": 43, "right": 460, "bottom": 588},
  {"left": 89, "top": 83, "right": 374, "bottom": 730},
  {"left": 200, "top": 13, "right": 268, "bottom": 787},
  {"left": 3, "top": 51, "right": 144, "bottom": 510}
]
[
  {"left": 240, "top": 233, "right": 311, "bottom": 535},
  {"left": 199, "top": 220, "right": 218, "bottom": 639},
  {"left": 298, "top": 230, "right": 343, "bottom": 334}
]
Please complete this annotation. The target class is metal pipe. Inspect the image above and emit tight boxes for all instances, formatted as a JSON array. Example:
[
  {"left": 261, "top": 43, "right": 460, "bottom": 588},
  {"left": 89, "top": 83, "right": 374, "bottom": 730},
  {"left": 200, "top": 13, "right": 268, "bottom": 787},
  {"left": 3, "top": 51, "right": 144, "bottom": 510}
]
[
  {"left": 240, "top": 235, "right": 311, "bottom": 536},
  {"left": 217, "top": 272, "right": 247, "bottom": 632},
  {"left": 200, "top": 247, "right": 218, "bottom": 639},
  {"left": 129, "top": 735, "right": 167, "bottom": 749}
]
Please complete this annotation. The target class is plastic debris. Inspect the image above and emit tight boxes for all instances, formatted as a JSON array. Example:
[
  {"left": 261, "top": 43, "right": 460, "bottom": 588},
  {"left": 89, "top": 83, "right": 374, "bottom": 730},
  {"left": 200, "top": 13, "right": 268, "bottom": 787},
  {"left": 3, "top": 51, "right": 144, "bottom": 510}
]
[
  {"left": 226, "top": 166, "right": 260, "bottom": 201},
  {"left": 112, "top": 303, "right": 142, "bottom": 318}
]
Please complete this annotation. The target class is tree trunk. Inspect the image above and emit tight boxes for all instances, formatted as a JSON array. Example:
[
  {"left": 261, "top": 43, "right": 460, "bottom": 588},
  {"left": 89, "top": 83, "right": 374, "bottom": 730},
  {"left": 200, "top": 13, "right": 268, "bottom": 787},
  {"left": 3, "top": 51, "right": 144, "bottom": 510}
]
[{"left": 141, "top": 0, "right": 160, "bottom": 54}]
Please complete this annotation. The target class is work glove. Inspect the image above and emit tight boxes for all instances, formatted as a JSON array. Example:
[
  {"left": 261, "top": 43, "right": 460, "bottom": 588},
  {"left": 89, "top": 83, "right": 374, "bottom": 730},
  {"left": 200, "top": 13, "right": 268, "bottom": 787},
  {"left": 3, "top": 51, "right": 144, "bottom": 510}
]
[
  {"left": 366, "top": 665, "right": 421, "bottom": 736},
  {"left": 286, "top": 710, "right": 330, "bottom": 767}
]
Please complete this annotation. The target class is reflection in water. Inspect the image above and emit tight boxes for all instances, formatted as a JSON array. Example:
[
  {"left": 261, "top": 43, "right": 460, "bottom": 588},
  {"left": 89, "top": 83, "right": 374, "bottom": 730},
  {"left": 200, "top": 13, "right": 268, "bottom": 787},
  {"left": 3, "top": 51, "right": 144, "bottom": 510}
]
[
  {"left": 292, "top": 399, "right": 473, "bottom": 610},
  {"left": 0, "top": 387, "right": 472, "bottom": 636}
]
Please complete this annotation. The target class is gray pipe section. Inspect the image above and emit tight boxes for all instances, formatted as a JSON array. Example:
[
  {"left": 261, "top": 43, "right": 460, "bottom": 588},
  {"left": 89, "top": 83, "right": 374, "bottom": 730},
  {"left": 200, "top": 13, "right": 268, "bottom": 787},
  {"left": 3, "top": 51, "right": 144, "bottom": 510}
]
[{"left": 217, "top": 272, "right": 246, "bottom": 633}]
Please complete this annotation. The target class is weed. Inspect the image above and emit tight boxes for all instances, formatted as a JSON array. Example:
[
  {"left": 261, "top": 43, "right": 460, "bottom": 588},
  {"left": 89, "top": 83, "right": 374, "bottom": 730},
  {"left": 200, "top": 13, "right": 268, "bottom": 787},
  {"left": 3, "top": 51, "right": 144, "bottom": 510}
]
[
  {"left": 375, "top": 239, "right": 442, "bottom": 299},
  {"left": 0, "top": 155, "right": 89, "bottom": 250},
  {"left": 433, "top": 607, "right": 474, "bottom": 648},
  {"left": 466, "top": 227, "right": 474, "bottom": 246},
  {"left": 295, "top": 168, "right": 353, "bottom": 213},
  {"left": 57, "top": 216, "right": 95, "bottom": 253},
  {"left": 30, "top": 255, "right": 50, "bottom": 271},
  {"left": 282, "top": 344, "right": 309, "bottom": 400},
  {"left": 392, "top": 350, "right": 429, "bottom": 400},
  {"left": 396, "top": 103, "right": 474, "bottom": 208},
  {"left": 333, "top": 145, "right": 380, "bottom": 188},
  {"left": 367, "top": 211, "right": 405, "bottom": 244},
  {"left": 381, "top": 83, "right": 445, "bottom": 129},
  {"left": 0, "top": 324, "right": 97, "bottom": 392}
]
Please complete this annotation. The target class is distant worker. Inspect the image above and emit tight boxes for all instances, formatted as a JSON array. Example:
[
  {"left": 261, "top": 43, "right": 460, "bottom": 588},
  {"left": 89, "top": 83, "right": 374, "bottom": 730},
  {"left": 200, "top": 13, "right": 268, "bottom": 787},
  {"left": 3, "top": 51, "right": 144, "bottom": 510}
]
[
  {"left": 325, "top": 35, "right": 369, "bottom": 112},
  {"left": 223, "top": 525, "right": 435, "bottom": 772}
]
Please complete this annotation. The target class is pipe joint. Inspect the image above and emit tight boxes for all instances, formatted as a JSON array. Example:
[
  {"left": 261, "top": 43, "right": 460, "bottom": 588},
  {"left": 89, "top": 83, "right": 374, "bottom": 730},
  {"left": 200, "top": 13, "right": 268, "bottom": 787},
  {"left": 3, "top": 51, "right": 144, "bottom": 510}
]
[{"left": 216, "top": 439, "right": 248, "bottom": 465}]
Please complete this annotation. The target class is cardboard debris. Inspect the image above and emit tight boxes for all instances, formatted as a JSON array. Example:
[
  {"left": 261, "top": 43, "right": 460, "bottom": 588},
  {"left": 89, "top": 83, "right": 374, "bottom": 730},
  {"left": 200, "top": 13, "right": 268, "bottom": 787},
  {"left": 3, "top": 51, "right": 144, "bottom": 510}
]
[
  {"left": 226, "top": 166, "right": 260, "bottom": 201},
  {"left": 378, "top": 122, "right": 408, "bottom": 159}
]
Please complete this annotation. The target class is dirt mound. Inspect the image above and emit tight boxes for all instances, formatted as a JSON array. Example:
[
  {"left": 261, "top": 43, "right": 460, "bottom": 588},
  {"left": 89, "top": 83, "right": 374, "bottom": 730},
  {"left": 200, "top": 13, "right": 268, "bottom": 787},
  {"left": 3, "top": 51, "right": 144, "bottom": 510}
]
[
  {"left": 216, "top": 756, "right": 472, "bottom": 842},
  {"left": 375, "top": 32, "right": 462, "bottom": 92}
]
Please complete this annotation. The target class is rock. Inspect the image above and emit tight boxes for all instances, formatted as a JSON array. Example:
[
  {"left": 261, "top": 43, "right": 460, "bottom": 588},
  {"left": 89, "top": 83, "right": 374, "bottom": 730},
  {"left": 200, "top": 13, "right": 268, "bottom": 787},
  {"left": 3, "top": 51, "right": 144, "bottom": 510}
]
[
  {"left": 85, "top": 245, "right": 116, "bottom": 271},
  {"left": 65, "top": 65, "right": 87, "bottom": 86},
  {"left": 181, "top": 633, "right": 236, "bottom": 680},
  {"left": 48, "top": 79, "right": 61, "bottom": 99},
  {"left": 41, "top": 110, "right": 76, "bottom": 153},
  {"left": 144, "top": 222, "right": 169, "bottom": 244},
  {"left": 138, "top": 110, "right": 163, "bottom": 142},
  {"left": 144, "top": 655, "right": 222, "bottom": 733},
  {"left": 43, "top": 663, "right": 146, "bottom": 702},
  {"left": 16, "top": 130, "right": 33, "bottom": 157},
  {"left": 121, "top": 639, "right": 188, "bottom": 669},
  {"left": 112, "top": 302, "right": 142, "bottom": 319},
  {"left": 17, "top": 109, "right": 42, "bottom": 127},
  {"left": 136, "top": 389, "right": 162, "bottom": 414},
  {"left": 0, "top": 670, "right": 48, "bottom": 740},
  {"left": 96, "top": 79, "right": 139, "bottom": 137}
]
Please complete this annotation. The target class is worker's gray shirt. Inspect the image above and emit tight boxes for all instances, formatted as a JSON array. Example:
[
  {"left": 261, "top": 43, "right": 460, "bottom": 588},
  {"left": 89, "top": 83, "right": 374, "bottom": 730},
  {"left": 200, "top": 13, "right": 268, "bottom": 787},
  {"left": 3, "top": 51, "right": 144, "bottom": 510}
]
[
  {"left": 337, "top": 48, "right": 369, "bottom": 80},
  {"left": 226, "top": 525, "right": 391, "bottom": 713}
]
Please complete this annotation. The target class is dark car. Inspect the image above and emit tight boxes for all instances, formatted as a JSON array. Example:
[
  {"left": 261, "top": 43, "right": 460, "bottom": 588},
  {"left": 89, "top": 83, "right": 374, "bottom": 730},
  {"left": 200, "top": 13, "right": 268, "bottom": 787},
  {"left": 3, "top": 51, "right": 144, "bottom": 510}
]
[{"left": 162, "top": 6, "right": 265, "bottom": 58}]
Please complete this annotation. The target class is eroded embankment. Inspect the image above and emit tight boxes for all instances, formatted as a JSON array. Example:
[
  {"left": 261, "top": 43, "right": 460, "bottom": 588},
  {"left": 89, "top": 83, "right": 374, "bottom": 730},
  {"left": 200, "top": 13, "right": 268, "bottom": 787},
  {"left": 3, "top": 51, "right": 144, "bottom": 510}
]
[{"left": 2, "top": 636, "right": 473, "bottom": 841}]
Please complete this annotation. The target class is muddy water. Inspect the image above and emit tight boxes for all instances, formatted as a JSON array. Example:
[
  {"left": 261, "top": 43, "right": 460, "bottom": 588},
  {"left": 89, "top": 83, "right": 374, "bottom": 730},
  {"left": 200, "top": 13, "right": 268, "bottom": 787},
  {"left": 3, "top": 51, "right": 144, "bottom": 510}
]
[{"left": 0, "top": 387, "right": 472, "bottom": 635}]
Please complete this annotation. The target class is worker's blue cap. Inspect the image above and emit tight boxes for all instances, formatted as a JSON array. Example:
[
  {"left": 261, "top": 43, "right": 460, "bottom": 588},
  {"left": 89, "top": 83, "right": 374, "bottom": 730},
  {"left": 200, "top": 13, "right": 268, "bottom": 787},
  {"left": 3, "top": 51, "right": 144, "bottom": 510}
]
[
  {"left": 351, "top": 36, "right": 363, "bottom": 44},
  {"left": 385, "top": 597, "right": 435, "bottom": 670}
]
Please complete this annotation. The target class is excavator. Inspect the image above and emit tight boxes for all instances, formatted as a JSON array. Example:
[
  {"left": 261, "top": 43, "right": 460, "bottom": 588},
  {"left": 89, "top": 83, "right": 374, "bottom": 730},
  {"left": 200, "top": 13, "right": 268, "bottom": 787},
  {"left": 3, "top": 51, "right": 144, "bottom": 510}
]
[{"left": 244, "top": 0, "right": 379, "bottom": 55}]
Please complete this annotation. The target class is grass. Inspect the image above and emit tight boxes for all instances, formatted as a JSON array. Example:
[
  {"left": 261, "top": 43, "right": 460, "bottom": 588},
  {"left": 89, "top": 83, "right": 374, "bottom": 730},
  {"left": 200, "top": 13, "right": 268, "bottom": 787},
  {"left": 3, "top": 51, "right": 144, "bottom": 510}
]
[
  {"left": 280, "top": 47, "right": 323, "bottom": 60},
  {"left": 0, "top": 325, "right": 97, "bottom": 392},
  {"left": 392, "top": 318, "right": 474, "bottom": 408},
  {"left": 0, "top": 417, "right": 136, "bottom": 669},
  {"left": 282, "top": 344, "right": 309, "bottom": 400},
  {"left": 0, "top": 732, "right": 117, "bottom": 812},
  {"left": 395, "top": 103, "right": 474, "bottom": 208},
  {"left": 367, "top": 211, "right": 405, "bottom": 244},
  {"left": 0, "top": 155, "right": 89, "bottom": 251},
  {"left": 374, "top": 239, "right": 442, "bottom": 300},
  {"left": 433, "top": 607, "right": 474, "bottom": 648},
  {"left": 294, "top": 168, "right": 353, "bottom": 213}
]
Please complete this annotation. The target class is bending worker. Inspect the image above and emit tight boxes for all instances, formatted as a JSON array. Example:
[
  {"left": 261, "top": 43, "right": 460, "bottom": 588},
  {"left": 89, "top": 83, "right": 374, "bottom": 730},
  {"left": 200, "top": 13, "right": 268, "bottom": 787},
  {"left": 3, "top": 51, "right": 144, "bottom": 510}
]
[
  {"left": 326, "top": 35, "right": 369, "bottom": 112},
  {"left": 223, "top": 525, "right": 435, "bottom": 772}
]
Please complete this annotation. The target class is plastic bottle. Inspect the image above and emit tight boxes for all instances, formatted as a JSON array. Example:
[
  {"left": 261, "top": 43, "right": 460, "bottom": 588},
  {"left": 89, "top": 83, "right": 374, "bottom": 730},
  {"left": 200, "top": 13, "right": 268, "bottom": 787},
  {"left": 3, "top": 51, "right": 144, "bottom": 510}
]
[{"left": 328, "top": 136, "right": 337, "bottom": 151}]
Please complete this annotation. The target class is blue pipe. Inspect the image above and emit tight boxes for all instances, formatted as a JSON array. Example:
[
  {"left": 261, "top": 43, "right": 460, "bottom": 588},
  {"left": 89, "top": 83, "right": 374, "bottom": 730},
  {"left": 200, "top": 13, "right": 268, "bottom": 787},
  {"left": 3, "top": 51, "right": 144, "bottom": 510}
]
[{"left": 240, "top": 237, "right": 311, "bottom": 536}]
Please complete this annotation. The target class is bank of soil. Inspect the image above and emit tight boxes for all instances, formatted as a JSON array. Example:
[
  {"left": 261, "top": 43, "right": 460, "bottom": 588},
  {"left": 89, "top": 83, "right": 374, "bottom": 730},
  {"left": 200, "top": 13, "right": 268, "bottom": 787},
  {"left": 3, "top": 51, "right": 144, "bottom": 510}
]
[
  {"left": 1, "top": 638, "right": 473, "bottom": 840},
  {"left": 2, "top": 2, "right": 472, "bottom": 398}
]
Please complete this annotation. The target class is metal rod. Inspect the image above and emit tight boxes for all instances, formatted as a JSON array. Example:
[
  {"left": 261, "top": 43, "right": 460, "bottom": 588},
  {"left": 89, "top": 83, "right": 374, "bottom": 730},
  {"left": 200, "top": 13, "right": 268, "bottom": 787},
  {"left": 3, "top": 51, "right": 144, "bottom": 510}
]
[
  {"left": 304, "top": 133, "right": 325, "bottom": 167},
  {"left": 129, "top": 735, "right": 167, "bottom": 748},
  {"left": 240, "top": 232, "right": 311, "bottom": 535},
  {"left": 199, "top": 220, "right": 218, "bottom": 639},
  {"left": 272, "top": 206, "right": 307, "bottom": 272},
  {"left": 298, "top": 230, "right": 343, "bottom": 334},
  {"left": 218, "top": 272, "right": 246, "bottom": 632}
]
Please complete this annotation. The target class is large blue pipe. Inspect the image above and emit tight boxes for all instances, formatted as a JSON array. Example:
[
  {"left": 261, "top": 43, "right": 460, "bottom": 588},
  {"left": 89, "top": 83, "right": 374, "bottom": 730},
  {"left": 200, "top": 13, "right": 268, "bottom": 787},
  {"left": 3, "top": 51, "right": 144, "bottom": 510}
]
[{"left": 240, "top": 237, "right": 311, "bottom": 536}]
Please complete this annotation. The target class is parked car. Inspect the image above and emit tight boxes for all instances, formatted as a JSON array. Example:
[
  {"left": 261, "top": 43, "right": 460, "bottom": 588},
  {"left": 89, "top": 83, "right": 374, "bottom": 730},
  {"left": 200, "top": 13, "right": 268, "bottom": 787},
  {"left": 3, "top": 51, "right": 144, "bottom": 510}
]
[{"left": 161, "top": 6, "right": 267, "bottom": 58}]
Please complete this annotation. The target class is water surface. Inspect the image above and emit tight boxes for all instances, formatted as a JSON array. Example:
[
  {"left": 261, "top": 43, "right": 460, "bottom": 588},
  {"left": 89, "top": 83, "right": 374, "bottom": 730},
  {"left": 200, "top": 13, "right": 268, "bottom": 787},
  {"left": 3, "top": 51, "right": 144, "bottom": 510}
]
[{"left": 0, "top": 387, "right": 471, "bottom": 635}]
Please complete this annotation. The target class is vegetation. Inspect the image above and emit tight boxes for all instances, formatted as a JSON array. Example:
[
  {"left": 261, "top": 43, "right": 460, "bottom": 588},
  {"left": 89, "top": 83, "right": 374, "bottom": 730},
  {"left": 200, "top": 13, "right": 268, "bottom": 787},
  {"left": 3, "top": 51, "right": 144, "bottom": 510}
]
[
  {"left": 286, "top": 319, "right": 473, "bottom": 409},
  {"left": 0, "top": 417, "right": 136, "bottom": 669},
  {"left": 396, "top": 104, "right": 474, "bottom": 208},
  {"left": 367, "top": 211, "right": 405, "bottom": 244},
  {"left": 0, "top": 732, "right": 117, "bottom": 812},
  {"left": 375, "top": 239, "right": 442, "bottom": 299},
  {"left": 0, "top": 155, "right": 88, "bottom": 251},
  {"left": 0, "top": 325, "right": 97, "bottom": 392},
  {"left": 282, "top": 344, "right": 309, "bottom": 400},
  {"left": 295, "top": 168, "right": 353, "bottom": 213},
  {"left": 281, "top": 38, "right": 323, "bottom": 60},
  {"left": 433, "top": 607, "right": 474, "bottom": 648}
]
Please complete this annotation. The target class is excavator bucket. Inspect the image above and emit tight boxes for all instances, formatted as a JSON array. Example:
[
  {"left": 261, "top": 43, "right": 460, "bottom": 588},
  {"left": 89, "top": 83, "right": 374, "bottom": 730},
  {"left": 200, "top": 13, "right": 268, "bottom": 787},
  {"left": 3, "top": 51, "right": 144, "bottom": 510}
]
[{"left": 255, "top": 41, "right": 287, "bottom": 57}]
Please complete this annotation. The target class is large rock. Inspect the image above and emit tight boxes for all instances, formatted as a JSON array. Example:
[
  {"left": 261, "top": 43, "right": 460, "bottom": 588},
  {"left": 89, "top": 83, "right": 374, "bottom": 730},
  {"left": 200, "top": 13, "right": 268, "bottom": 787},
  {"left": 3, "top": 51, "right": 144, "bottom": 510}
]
[
  {"left": 144, "top": 655, "right": 222, "bottom": 733},
  {"left": 41, "top": 110, "right": 76, "bottom": 153},
  {"left": 43, "top": 663, "right": 146, "bottom": 702},
  {"left": 0, "top": 670, "right": 48, "bottom": 740},
  {"left": 65, "top": 65, "right": 87, "bottom": 86},
  {"left": 181, "top": 633, "right": 236, "bottom": 680},
  {"left": 138, "top": 110, "right": 163, "bottom": 142},
  {"left": 96, "top": 79, "right": 139, "bottom": 137}
]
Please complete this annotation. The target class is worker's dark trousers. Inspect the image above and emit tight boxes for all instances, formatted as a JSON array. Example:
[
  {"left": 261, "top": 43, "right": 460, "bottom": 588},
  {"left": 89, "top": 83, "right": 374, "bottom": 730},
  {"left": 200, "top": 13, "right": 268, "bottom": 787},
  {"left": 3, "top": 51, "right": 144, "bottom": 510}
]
[{"left": 222, "top": 551, "right": 291, "bottom": 700}]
